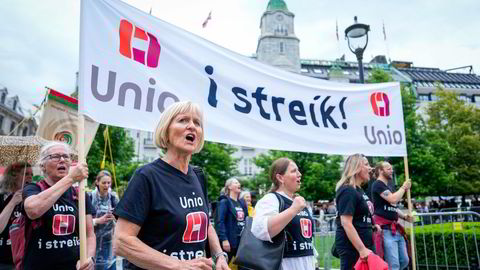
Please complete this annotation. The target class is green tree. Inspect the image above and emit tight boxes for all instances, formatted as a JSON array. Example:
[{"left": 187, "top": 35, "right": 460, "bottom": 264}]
[
  {"left": 86, "top": 125, "right": 136, "bottom": 189},
  {"left": 422, "top": 88, "right": 480, "bottom": 194},
  {"left": 252, "top": 151, "right": 342, "bottom": 201},
  {"left": 366, "top": 68, "right": 453, "bottom": 196},
  {"left": 190, "top": 142, "right": 239, "bottom": 201}
]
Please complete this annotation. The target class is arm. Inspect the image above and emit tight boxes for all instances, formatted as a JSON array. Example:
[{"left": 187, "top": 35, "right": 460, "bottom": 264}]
[
  {"left": 0, "top": 191, "right": 22, "bottom": 232},
  {"left": 207, "top": 224, "right": 229, "bottom": 269},
  {"left": 114, "top": 218, "right": 181, "bottom": 269},
  {"left": 267, "top": 196, "right": 306, "bottom": 238},
  {"left": 24, "top": 163, "right": 87, "bottom": 220},
  {"left": 86, "top": 215, "right": 96, "bottom": 259},
  {"left": 340, "top": 215, "right": 371, "bottom": 258},
  {"left": 379, "top": 179, "right": 411, "bottom": 205},
  {"left": 76, "top": 215, "right": 97, "bottom": 270},
  {"left": 114, "top": 218, "right": 213, "bottom": 270},
  {"left": 215, "top": 200, "right": 228, "bottom": 242},
  {"left": 24, "top": 176, "right": 74, "bottom": 219}
]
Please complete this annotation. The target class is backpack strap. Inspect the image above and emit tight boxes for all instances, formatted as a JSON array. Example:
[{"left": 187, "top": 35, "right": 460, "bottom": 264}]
[
  {"left": 110, "top": 193, "right": 117, "bottom": 209},
  {"left": 271, "top": 192, "right": 285, "bottom": 213},
  {"left": 192, "top": 166, "right": 208, "bottom": 203}
]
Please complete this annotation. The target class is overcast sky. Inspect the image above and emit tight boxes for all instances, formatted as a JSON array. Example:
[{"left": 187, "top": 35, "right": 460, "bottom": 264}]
[{"left": 0, "top": 0, "right": 478, "bottom": 112}]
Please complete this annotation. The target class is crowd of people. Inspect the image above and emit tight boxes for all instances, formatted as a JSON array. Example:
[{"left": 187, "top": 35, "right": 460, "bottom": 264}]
[{"left": 0, "top": 100, "right": 444, "bottom": 270}]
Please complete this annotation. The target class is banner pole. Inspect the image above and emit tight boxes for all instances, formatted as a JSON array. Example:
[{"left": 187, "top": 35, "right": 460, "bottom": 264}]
[
  {"left": 404, "top": 156, "right": 416, "bottom": 270},
  {"left": 78, "top": 114, "right": 88, "bottom": 264}
]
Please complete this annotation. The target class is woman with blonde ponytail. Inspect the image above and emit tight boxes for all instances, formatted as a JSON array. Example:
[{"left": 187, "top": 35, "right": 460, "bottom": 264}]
[{"left": 334, "top": 154, "right": 379, "bottom": 270}]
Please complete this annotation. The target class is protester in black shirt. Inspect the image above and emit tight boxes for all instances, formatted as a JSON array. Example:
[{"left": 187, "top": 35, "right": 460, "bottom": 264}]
[
  {"left": 23, "top": 141, "right": 95, "bottom": 270},
  {"left": 371, "top": 162, "right": 412, "bottom": 270},
  {"left": 114, "top": 101, "right": 229, "bottom": 270},
  {"left": 335, "top": 154, "right": 379, "bottom": 270},
  {"left": 0, "top": 162, "right": 33, "bottom": 270},
  {"left": 216, "top": 178, "right": 247, "bottom": 265}
]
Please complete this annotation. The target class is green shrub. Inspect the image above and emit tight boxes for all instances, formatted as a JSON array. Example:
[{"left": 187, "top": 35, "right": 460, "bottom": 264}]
[{"left": 407, "top": 222, "right": 480, "bottom": 270}]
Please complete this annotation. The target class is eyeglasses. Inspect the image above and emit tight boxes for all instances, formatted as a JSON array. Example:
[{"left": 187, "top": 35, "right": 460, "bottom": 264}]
[{"left": 45, "top": 154, "right": 71, "bottom": 162}]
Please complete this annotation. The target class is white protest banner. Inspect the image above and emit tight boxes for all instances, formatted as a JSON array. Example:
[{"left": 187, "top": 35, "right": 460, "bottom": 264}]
[{"left": 79, "top": 0, "right": 406, "bottom": 156}]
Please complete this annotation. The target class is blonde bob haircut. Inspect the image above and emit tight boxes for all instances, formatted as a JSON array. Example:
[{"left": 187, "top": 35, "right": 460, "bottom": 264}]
[
  {"left": 335, "top": 153, "right": 367, "bottom": 191},
  {"left": 154, "top": 101, "right": 205, "bottom": 153}
]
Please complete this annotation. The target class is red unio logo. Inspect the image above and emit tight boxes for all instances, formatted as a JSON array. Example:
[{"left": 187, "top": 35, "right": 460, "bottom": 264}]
[
  {"left": 119, "top": 19, "right": 160, "bottom": 68},
  {"left": 182, "top": 212, "right": 208, "bottom": 243},
  {"left": 300, "top": 218, "right": 312, "bottom": 238},
  {"left": 52, "top": 214, "right": 76, "bottom": 236},
  {"left": 370, "top": 92, "right": 390, "bottom": 117}
]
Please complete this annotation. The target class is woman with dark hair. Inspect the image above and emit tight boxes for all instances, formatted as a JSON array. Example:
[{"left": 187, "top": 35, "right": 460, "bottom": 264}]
[
  {"left": 0, "top": 162, "right": 33, "bottom": 269},
  {"left": 90, "top": 170, "right": 118, "bottom": 270},
  {"left": 251, "top": 157, "right": 315, "bottom": 270},
  {"left": 335, "top": 154, "right": 379, "bottom": 270}
]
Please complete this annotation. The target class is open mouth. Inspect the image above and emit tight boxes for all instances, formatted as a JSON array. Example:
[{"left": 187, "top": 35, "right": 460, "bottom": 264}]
[
  {"left": 185, "top": 133, "right": 196, "bottom": 143},
  {"left": 57, "top": 165, "right": 67, "bottom": 173}
]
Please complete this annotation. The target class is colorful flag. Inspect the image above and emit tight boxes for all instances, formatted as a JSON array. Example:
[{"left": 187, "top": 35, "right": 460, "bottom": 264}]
[
  {"left": 36, "top": 89, "right": 99, "bottom": 155},
  {"left": 336, "top": 20, "right": 339, "bottom": 41},
  {"left": 383, "top": 21, "right": 387, "bottom": 40},
  {"left": 202, "top": 11, "right": 212, "bottom": 28}
]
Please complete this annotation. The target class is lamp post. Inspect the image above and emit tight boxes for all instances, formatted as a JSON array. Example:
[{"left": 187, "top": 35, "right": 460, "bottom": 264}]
[{"left": 345, "top": 16, "right": 370, "bottom": 83}]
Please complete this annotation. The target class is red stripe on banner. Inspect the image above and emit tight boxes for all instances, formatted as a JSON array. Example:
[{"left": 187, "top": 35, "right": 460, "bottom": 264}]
[{"left": 48, "top": 89, "right": 78, "bottom": 105}]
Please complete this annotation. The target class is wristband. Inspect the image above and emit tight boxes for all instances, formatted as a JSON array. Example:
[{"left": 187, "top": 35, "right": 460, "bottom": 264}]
[{"left": 213, "top": 251, "right": 228, "bottom": 263}]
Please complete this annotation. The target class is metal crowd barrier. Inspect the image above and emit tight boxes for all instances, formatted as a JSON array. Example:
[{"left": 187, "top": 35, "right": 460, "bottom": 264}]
[
  {"left": 413, "top": 211, "right": 480, "bottom": 270},
  {"left": 312, "top": 211, "right": 480, "bottom": 270},
  {"left": 312, "top": 214, "right": 339, "bottom": 270}
]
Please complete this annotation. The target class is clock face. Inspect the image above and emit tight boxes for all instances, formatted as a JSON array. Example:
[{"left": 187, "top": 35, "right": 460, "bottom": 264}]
[{"left": 276, "top": 14, "right": 283, "bottom": 21}]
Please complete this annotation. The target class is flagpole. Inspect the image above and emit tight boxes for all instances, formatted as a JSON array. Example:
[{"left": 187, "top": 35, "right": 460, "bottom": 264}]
[
  {"left": 78, "top": 114, "right": 88, "bottom": 264},
  {"left": 404, "top": 156, "right": 416, "bottom": 270}
]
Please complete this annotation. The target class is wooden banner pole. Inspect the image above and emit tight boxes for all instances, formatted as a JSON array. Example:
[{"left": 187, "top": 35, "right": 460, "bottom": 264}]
[
  {"left": 404, "top": 156, "right": 416, "bottom": 270},
  {"left": 78, "top": 114, "right": 87, "bottom": 264}
]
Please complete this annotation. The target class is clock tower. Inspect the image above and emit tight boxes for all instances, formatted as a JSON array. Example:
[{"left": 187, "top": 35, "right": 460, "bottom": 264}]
[{"left": 256, "top": 0, "right": 300, "bottom": 73}]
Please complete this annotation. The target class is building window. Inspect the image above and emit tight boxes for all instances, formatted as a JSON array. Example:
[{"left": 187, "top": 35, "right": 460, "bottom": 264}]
[
  {"left": 301, "top": 68, "right": 309, "bottom": 73},
  {"left": 418, "top": 94, "right": 430, "bottom": 101},
  {"left": 313, "top": 68, "right": 323, "bottom": 74},
  {"left": 10, "top": 121, "right": 16, "bottom": 132},
  {"left": 430, "top": 94, "right": 438, "bottom": 101},
  {"left": 0, "top": 115, "right": 3, "bottom": 130},
  {"left": 22, "top": 126, "right": 28, "bottom": 136},
  {"left": 13, "top": 100, "right": 17, "bottom": 111},
  {"left": 279, "top": 42, "right": 284, "bottom": 54},
  {"left": 0, "top": 93, "right": 5, "bottom": 104},
  {"left": 458, "top": 95, "right": 469, "bottom": 102},
  {"left": 248, "top": 167, "right": 252, "bottom": 175}
]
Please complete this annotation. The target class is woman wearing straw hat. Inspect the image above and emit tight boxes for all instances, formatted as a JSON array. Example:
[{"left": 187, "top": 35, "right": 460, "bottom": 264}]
[{"left": 0, "top": 162, "right": 33, "bottom": 269}]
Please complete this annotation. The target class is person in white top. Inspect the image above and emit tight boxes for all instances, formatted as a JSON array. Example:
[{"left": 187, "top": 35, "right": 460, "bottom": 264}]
[{"left": 251, "top": 157, "right": 315, "bottom": 270}]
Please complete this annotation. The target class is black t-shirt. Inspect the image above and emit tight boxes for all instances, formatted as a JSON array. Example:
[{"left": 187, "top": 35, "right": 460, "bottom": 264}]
[
  {"left": 23, "top": 182, "right": 94, "bottom": 270},
  {"left": 372, "top": 180, "right": 398, "bottom": 221},
  {"left": 0, "top": 193, "right": 22, "bottom": 264},
  {"left": 231, "top": 199, "right": 246, "bottom": 237},
  {"left": 335, "top": 185, "right": 373, "bottom": 250},
  {"left": 278, "top": 194, "right": 314, "bottom": 258},
  {"left": 114, "top": 159, "right": 209, "bottom": 270}
]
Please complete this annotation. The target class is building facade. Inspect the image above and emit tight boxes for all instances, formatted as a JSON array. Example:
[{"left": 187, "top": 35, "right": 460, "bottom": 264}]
[{"left": 0, "top": 87, "right": 37, "bottom": 136}]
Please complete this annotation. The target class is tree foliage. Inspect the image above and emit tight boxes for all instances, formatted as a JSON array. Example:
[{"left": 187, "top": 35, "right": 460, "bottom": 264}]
[
  {"left": 367, "top": 69, "right": 480, "bottom": 195},
  {"left": 190, "top": 142, "right": 239, "bottom": 201},
  {"left": 86, "top": 124, "right": 136, "bottom": 189}
]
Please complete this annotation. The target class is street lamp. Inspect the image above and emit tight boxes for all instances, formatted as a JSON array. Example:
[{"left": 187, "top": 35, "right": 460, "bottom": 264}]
[{"left": 345, "top": 16, "right": 370, "bottom": 83}]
